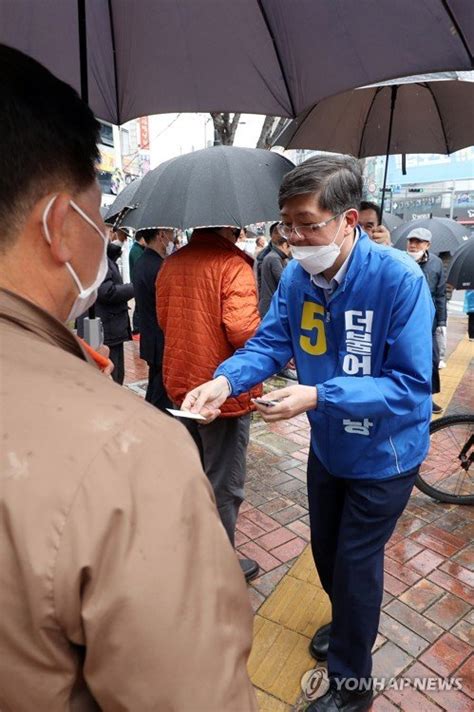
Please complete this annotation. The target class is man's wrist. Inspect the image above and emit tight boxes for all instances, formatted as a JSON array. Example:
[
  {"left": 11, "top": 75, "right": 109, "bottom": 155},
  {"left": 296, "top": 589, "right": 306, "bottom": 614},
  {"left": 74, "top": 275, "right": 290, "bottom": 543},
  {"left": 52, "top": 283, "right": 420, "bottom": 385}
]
[{"left": 216, "top": 375, "right": 232, "bottom": 397}]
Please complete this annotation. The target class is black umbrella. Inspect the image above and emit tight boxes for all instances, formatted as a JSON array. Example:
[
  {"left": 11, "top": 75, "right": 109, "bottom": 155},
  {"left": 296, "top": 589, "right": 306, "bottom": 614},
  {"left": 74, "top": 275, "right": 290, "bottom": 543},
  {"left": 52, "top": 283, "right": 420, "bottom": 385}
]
[
  {"left": 119, "top": 146, "right": 294, "bottom": 232},
  {"left": 392, "top": 218, "right": 471, "bottom": 256},
  {"left": 1, "top": 1, "right": 473, "bottom": 124},
  {"left": 104, "top": 177, "right": 142, "bottom": 226},
  {"left": 447, "top": 239, "right": 474, "bottom": 289},
  {"left": 274, "top": 77, "right": 474, "bottom": 214}
]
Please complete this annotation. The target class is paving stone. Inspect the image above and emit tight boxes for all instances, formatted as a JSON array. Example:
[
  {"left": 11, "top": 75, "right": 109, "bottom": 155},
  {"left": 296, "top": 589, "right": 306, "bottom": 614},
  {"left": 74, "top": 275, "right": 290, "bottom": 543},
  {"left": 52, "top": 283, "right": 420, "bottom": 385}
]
[
  {"left": 275, "top": 478, "right": 304, "bottom": 495},
  {"left": 243, "top": 509, "right": 280, "bottom": 533},
  {"left": 419, "top": 633, "right": 472, "bottom": 678},
  {"left": 451, "top": 619, "right": 474, "bottom": 647},
  {"left": 260, "top": 497, "right": 295, "bottom": 516},
  {"left": 252, "top": 564, "right": 290, "bottom": 598},
  {"left": 275, "top": 457, "right": 302, "bottom": 472},
  {"left": 407, "top": 549, "right": 446, "bottom": 576},
  {"left": 372, "top": 641, "right": 414, "bottom": 680},
  {"left": 439, "top": 560, "right": 474, "bottom": 588},
  {"left": 286, "top": 489, "right": 308, "bottom": 510},
  {"left": 378, "top": 612, "right": 430, "bottom": 656},
  {"left": 386, "top": 539, "right": 424, "bottom": 563},
  {"left": 456, "top": 655, "right": 473, "bottom": 699},
  {"left": 235, "top": 530, "right": 250, "bottom": 547},
  {"left": 370, "top": 695, "right": 400, "bottom": 711},
  {"left": 254, "top": 432, "right": 302, "bottom": 454},
  {"left": 287, "top": 520, "right": 311, "bottom": 541},
  {"left": 270, "top": 537, "right": 306, "bottom": 564},
  {"left": 238, "top": 542, "right": 281, "bottom": 573},
  {"left": 385, "top": 600, "right": 443, "bottom": 643},
  {"left": 428, "top": 570, "right": 474, "bottom": 606},
  {"left": 423, "top": 593, "right": 471, "bottom": 630},
  {"left": 272, "top": 504, "right": 308, "bottom": 526},
  {"left": 384, "top": 557, "right": 422, "bottom": 586},
  {"left": 236, "top": 516, "right": 268, "bottom": 540},
  {"left": 248, "top": 586, "right": 266, "bottom": 613},
  {"left": 399, "top": 578, "right": 445, "bottom": 612},
  {"left": 453, "top": 545, "right": 474, "bottom": 572},
  {"left": 405, "top": 660, "right": 473, "bottom": 712},
  {"left": 285, "top": 466, "right": 307, "bottom": 483},
  {"left": 384, "top": 572, "right": 409, "bottom": 596},
  {"left": 385, "top": 684, "right": 443, "bottom": 712},
  {"left": 257, "top": 527, "right": 296, "bottom": 551},
  {"left": 394, "top": 515, "right": 426, "bottom": 537},
  {"left": 409, "top": 530, "right": 461, "bottom": 557},
  {"left": 422, "top": 525, "right": 468, "bottom": 549},
  {"left": 434, "top": 509, "right": 472, "bottom": 533}
]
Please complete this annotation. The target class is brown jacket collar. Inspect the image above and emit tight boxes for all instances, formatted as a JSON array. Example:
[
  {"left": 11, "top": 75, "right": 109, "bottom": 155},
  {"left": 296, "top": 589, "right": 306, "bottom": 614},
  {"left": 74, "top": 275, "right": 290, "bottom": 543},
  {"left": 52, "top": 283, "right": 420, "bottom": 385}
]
[{"left": 0, "top": 287, "right": 95, "bottom": 366}]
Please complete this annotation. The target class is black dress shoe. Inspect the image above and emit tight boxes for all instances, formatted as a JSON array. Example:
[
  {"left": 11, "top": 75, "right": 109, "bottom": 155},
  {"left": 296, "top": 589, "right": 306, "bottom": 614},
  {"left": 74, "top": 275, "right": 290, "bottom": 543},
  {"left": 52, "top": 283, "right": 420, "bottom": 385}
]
[
  {"left": 309, "top": 622, "right": 331, "bottom": 661},
  {"left": 239, "top": 558, "right": 259, "bottom": 582},
  {"left": 432, "top": 401, "right": 443, "bottom": 414},
  {"left": 307, "top": 685, "right": 373, "bottom": 711}
]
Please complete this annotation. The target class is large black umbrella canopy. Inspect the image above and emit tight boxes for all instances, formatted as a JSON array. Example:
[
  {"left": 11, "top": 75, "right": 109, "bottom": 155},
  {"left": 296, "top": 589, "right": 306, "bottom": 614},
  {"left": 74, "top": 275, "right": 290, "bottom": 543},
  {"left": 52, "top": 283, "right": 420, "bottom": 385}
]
[
  {"left": 382, "top": 212, "right": 403, "bottom": 232},
  {"left": 0, "top": 0, "right": 473, "bottom": 124},
  {"left": 274, "top": 77, "right": 474, "bottom": 214},
  {"left": 119, "top": 146, "right": 294, "bottom": 231},
  {"left": 104, "top": 177, "right": 142, "bottom": 225},
  {"left": 392, "top": 217, "right": 471, "bottom": 256},
  {"left": 446, "top": 238, "right": 474, "bottom": 289},
  {"left": 274, "top": 79, "right": 474, "bottom": 156}
]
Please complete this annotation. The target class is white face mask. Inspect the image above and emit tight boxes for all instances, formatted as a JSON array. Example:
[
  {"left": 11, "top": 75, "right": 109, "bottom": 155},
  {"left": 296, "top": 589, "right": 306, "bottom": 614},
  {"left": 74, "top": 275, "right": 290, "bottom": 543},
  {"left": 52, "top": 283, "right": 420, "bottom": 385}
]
[
  {"left": 42, "top": 195, "right": 108, "bottom": 322},
  {"left": 165, "top": 241, "right": 175, "bottom": 256},
  {"left": 407, "top": 249, "right": 424, "bottom": 262},
  {"left": 290, "top": 213, "right": 347, "bottom": 275}
]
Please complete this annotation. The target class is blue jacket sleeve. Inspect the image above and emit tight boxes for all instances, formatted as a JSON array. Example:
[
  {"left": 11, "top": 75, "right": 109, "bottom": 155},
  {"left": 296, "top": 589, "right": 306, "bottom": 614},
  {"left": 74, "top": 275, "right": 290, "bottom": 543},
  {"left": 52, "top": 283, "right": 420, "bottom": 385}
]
[
  {"left": 317, "top": 273, "right": 434, "bottom": 419},
  {"left": 215, "top": 272, "right": 293, "bottom": 394}
]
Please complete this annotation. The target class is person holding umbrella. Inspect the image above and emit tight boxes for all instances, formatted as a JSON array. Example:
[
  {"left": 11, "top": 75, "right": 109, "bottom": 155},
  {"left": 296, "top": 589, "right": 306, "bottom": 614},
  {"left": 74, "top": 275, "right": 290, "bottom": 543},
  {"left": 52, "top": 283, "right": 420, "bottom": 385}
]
[
  {"left": 358, "top": 201, "right": 392, "bottom": 246},
  {"left": 181, "top": 155, "right": 434, "bottom": 712},
  {"left": 406, "top": 227, "right": 447, "bottom": 414}
]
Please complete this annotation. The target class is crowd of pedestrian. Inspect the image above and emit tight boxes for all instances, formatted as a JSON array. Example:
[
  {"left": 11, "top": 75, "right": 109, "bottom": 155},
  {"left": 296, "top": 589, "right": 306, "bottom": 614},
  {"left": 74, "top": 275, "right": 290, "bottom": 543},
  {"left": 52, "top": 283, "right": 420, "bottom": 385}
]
[{"left": 0, "top": 44, "right": 461, "bottom": 712}]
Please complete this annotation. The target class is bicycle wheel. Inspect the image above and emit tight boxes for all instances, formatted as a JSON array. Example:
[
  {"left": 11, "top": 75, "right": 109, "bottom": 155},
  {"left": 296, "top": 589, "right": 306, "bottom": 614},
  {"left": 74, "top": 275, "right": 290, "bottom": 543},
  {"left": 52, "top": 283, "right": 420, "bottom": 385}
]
[{"left": 416, "top": 414, "right": 474, "bottom": 505}]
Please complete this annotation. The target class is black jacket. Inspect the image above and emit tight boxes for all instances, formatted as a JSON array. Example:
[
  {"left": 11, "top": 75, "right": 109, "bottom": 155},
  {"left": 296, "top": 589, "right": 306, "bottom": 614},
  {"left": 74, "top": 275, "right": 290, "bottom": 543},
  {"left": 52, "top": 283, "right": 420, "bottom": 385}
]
[
  {"left": 95, "top": 243, "right": 134, "bottom": 347},
  {"left": 418, "top": 251, "right": 447, "bottom": 329},
  {"left": 255, "top": 242, "right": 272, "bottom": 293},
  {"left": 259, "top": 245, "right": 289, "bottom": 317},
  {"left": 132, "top": 247, "right": 165, "bottom": 365}
]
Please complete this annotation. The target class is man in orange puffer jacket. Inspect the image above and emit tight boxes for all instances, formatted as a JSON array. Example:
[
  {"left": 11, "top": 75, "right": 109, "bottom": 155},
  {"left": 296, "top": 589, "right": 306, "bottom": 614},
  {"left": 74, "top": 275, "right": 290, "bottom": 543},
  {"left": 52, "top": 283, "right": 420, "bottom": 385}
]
[{"left": 157, "top": 227, "right": 262, "bottom": 581}]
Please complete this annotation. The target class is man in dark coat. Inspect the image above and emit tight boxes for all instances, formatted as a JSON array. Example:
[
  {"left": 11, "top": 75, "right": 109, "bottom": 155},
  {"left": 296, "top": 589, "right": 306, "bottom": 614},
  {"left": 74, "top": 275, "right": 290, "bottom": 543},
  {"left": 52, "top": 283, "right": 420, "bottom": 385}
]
[
  {"left": 132, "top": 228, "right": 174, "bottom": 411},
  {"left": 255, "top": 221, "right": 280, "bottom": 293},
  {"left": 406, "top": 227, "right": 447, "bottom": 413},
  {"left": 95, "top": 242, "right": 134, "bottom": 385},
  {"left": 259, "top": 234, "right": 291, "bottom": 317},
  {"left": 129, "top": 233, "right": 146, "bottom": 334}
]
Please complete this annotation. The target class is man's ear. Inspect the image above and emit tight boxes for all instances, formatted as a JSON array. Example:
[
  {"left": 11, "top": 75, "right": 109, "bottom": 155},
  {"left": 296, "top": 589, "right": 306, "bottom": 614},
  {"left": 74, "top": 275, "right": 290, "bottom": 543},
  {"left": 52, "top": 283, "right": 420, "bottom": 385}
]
[
  {"left": 33, "top": 193, "right": 74, "bottom": 264},
  {"left": 345, "top": 208, "right": 359, "bottom": 232}
]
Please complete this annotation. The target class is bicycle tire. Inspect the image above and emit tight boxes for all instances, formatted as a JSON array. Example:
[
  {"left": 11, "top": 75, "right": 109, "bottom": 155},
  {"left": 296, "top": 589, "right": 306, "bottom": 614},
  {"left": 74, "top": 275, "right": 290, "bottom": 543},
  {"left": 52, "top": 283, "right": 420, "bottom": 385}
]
[{"left": 416, "top": 414, "right": 474, "bottom": 505}]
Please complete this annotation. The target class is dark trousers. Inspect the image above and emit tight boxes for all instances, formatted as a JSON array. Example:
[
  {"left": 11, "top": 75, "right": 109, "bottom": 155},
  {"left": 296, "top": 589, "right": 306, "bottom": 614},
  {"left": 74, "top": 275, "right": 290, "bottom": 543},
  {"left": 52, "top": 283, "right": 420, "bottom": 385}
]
[
  {"left": 109, "top": 344, "right": 125, "bottom": 385},
  {"left": 468, "top": 313, "right": 474, "bottom": 339},
  {"left": 145, "top": 362, "right": 172, "bottom": 413},
  {"left": 307, "top": 449, "right": 418, "bottom": 682},
  {"left": 431, "top": 328, "right": 440, "bottom": 394},
  {"left": 184, "top": 415, "right": 250, "bottom": 546}
]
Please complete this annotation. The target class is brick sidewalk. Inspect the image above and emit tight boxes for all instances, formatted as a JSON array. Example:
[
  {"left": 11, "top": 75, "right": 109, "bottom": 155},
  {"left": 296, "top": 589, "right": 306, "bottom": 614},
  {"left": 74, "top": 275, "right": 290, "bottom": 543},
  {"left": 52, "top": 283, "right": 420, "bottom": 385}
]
[{"left": 124, "top": 314, "right": 473, "bottom": 711}]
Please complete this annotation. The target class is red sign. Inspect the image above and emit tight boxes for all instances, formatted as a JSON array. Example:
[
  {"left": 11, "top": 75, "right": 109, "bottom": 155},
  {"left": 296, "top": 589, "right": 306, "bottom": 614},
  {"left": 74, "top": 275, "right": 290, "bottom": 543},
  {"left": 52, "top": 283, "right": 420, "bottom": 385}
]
[{"left": 139, "top": 117, "right": 150, "bottom": 150}]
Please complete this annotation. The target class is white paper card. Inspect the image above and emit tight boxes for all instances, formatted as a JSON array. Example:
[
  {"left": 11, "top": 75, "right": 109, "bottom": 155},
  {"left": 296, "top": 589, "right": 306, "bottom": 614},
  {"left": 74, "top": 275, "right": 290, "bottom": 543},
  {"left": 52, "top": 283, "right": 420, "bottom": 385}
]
[{"left": 166, "top": 408, "right": 206, "bottom": 420}]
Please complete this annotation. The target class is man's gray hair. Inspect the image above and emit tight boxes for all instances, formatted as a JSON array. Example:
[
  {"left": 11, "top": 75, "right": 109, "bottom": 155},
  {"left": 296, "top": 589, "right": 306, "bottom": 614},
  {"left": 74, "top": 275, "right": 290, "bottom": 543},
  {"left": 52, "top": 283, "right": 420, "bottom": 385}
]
[{"left": 279, "top": 154, "right": 363, "bottom": 213}]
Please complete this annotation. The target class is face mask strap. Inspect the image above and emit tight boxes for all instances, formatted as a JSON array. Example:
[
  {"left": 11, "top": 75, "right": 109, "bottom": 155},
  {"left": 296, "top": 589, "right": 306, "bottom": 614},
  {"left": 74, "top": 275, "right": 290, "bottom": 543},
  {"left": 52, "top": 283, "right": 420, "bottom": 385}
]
[{"left": 70, "top": 199, "right": 106, "bottom": 241}]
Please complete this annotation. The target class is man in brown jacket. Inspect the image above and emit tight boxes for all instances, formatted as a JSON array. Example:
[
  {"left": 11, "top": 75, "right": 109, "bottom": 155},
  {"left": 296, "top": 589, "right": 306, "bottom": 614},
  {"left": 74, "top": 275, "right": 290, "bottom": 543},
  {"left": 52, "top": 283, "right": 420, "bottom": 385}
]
[{"left": 0, "top": 45, "right": 257, "bottom": 712}]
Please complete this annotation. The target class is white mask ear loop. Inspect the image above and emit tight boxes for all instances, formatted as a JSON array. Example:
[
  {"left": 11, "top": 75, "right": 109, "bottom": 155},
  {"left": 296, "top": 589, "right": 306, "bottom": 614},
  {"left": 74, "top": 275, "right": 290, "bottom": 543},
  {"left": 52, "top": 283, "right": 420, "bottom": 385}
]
[{"left": 42, "top": 194, "right": 87, "bottom": 295}]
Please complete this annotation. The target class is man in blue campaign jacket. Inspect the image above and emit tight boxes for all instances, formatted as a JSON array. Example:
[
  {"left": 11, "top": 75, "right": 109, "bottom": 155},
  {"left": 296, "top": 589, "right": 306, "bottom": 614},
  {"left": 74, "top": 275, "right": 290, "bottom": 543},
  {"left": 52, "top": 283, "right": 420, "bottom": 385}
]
[{"left": 181, "top": 155, "right": 433, "bottom": 712}]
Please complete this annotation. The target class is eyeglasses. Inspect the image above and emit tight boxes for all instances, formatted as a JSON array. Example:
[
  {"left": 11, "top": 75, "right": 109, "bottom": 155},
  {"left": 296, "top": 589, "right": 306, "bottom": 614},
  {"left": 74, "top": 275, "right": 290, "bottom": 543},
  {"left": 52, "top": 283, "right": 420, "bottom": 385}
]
[{"left": 277, "top": 213, "right": 342, "bottom": 240}]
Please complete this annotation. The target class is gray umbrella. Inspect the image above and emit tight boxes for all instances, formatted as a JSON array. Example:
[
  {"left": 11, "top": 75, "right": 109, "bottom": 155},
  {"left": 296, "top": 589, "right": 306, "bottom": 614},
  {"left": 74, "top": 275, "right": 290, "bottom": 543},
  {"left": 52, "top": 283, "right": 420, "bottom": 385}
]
[
  {"left": 119, "top": 146, "right": 294, "bottom": 231},
  {"left": 446, "top": 238, "right": 474, "bottom": 289},
  {"left": 274, "top": 77, "right": 474, "bottom": 213},
  {"left": 392, "top": 217, "right": 471, "bottom": 256},
  {"left": 104, "top": 177, "right": 142, "bottom": 225},
  {"left": 382, "top": 212, "right": 403, "bottom": 232},
  {"left": 0, "top": 1, "right": 473, "bottom": 124}
]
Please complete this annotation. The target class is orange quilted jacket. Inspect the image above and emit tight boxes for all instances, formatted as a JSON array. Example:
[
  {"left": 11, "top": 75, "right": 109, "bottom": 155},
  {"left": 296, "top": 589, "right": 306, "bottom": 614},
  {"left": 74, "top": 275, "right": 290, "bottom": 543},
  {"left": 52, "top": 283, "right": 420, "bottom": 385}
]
[{"left": 156, "top": 231, "right": 263, "bottom": 416}]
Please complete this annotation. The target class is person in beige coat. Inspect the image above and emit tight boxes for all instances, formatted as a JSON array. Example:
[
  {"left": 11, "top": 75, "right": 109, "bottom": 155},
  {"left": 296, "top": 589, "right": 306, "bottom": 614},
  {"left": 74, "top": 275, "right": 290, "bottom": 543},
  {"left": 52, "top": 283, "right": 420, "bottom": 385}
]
[{"left": 0, "top": 44, "right": 257, "bottom": 712}]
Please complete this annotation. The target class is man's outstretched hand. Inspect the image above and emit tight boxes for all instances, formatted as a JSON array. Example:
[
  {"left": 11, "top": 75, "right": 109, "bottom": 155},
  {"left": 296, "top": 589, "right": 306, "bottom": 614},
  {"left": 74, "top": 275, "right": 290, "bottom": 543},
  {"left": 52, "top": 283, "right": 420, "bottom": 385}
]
[
  {"left": 252, "top": 385, "right": 317, "bottom": 422},
  {"left": 181, "top": 376, "right": 231, "bottom": 423}
]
